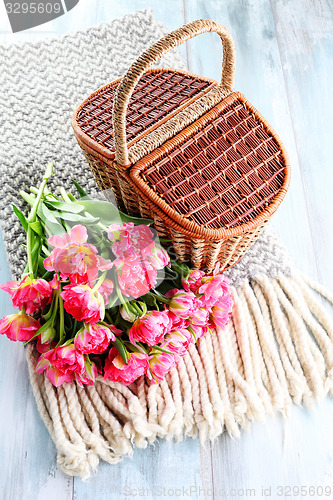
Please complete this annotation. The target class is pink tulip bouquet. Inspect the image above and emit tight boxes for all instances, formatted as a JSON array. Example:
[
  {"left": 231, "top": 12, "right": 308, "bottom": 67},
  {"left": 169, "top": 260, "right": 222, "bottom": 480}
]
[{"left": 0, "top": 164, "right": 233, "bottom": 387}]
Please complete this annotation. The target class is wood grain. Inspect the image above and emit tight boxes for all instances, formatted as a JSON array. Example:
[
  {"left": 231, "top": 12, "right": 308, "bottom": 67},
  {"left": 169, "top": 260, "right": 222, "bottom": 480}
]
[
  {"left": 270, "top": 0, "right": 333, "bottom": 287},
  {"left": 0, "top": 1, "right": 332, "bottom": 498}
]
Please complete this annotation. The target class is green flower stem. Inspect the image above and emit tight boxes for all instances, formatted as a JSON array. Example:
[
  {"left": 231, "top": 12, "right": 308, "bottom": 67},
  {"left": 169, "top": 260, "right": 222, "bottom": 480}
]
[
  {"left": 88, "top": 215, "right": 107, "bottom": 232},
  {"left": 106, "top": 294, "right": 120, "bottom": 310},
  {"left": 41, "top": 270, "right": 53, "bottom": 281},
  {"left": 187, "top": 325, "right": 197, "bottom": 342},
  {"left": 104, "top": 311, "right": 113, "bottom": 324},
  {"left": 147, "top": 291, "right": 169, "bottom": 304},
  {"left": 19, "top": 191, "right": 36, "bottom": 208},
  {"left": 25, "top": 290, "right": 59, "bottom": 345},
  {"left": 150, "top": 345, "right": 174, "bottom": 355},
  {"left": 116, "top": 286, "right": 134, "bottom": 318},
  {"left": 59, "top": 187, "right": 71, "bottom": 203},
  {"left": 30, "top": 186, "right": 53, "bottom": 197},
  {"left": 26, "top": 227, "right": 34, "bottom": 275},
  {"left": 97, "top": 221, "right": 108, "bottom": 232},
  {"left": 58, "top": 294, "right": 65, "bottom": 342},
  {"left": 115, "top": 286, "right": 126, "bottom": 305},
  {"left": 122, "top": 301, "right": 132, "bottom": 318},
  {"left": 73, "top": 319, "right": 78, "bottom": 335},
  {"left": 29, "top": 187, "right": 40, "bottom": 196},
  {"left": 27, "top": 163, "right": 53, "bottom": 224},
  {"left": 43, "top": 289, "right": 59, "bottom": 320},
  {"left": 126, "top": 341, "right": 148, "bottom": 354},
  {"left": 132, "top": 302, "right": 143, "bottom": 315},
  {"left": 131, "top": 301, "right": 147, "bottom": 317},
  {"left": 41, "top": 245, "right": 51, "bottom": 257},
  {"left": 22, "top": 163, "right": 53, "bottom": 276},
  {"left": 83, "top": 210, "right": 108, "bottom": 233},
  {"left": 91, "top": 270, "right": 108, "bottom": 294}
]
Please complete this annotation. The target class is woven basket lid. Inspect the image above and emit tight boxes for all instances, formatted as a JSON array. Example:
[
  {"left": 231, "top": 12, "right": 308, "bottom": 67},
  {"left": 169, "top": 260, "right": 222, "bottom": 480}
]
[
  {"left": 72, "top": 68, "right": 217, "bottom": 162},
  {"left": 129, "top": 92, "right": 291, "bottom": 239}
]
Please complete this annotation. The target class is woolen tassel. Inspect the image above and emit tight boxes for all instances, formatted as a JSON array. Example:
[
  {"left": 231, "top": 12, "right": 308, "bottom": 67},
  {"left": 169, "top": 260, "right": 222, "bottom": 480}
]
[{"left": 26, "top": 271, "right": 333, "bottom": 479}]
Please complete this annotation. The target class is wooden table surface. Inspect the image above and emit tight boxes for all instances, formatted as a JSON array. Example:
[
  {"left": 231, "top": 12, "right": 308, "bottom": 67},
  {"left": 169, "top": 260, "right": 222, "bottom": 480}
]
[{"left": 0, "top": 1, "right": 333, "bottom": 499}]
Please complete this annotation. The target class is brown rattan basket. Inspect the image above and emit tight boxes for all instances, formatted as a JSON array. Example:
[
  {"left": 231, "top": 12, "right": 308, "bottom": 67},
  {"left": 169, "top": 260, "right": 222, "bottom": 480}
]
[
  {"left": 73, "top": 67, "right": 217, "bottom": 208},
  {"left": 72, "top": 19, "right": 290, "bottom": 271}
]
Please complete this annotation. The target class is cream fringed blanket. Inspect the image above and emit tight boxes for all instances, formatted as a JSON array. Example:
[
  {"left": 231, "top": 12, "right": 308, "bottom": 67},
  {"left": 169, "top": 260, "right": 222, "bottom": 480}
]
[
  {"left": 1, "top": 9, "right": 333, "bottom": 479},
  {"left": 24, "top": 243, "right": 333, "bottom": 479}
]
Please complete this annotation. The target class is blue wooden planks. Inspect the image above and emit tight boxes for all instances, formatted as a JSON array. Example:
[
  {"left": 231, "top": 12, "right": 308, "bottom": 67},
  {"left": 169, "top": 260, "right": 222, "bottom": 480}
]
[
  {"left": 0, "top": 1, "right": 333, "bottom": 498},
  {"left": 270, "top": 0, "right": 333, "bottom": 287}
]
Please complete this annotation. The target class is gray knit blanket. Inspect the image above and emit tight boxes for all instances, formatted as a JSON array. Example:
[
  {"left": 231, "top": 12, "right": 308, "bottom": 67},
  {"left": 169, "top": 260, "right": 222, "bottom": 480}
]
[{"left": 3, "top": 9, "right": 331, "bottom": 480}]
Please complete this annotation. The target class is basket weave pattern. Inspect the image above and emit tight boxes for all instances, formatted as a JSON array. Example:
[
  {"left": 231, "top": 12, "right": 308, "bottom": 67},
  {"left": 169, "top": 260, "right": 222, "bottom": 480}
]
[
  {"left": 72, "top": 19, "right": 290, "bottom": 271},
  {"left": 75, "top": 69, "right": 216, "bottom": 155},
  {"left": 130, "top": 93, "right": 287, "bottom": 232}
]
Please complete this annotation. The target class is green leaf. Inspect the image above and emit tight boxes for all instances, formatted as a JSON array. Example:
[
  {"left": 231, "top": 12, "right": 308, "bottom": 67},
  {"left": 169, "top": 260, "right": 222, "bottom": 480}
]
[
  {"left": 39, "top": 203, "right": 66, "bottom": 236},
  {"left": 72, "top": 199, "right": 121, "bottom": 221},
  {"left": 44, "top": 201, "right": 84, "bottom": 213},
  {"left": 30, "top": 235, "right": 42, "bottom": 264},
  {"left": 155, "top": 279, "right": 176, "bottom": 295},
  {"left": 120, "top": 212, "right": 153, "bottom": 225},
  {"left": 113, "top": 337, "right": 130, "bottom": 364},
  {"left": 72, "top": 180, "right": 92, "bottom": 199},
  {"left": 53, "top": 211, "right": 100, "bottom": 224},
  {"left": 171, "top": 260, "right": 190, "bottom": 276},
  {"left": 150, "top": 345, "right": 174, "bottom": 355},
  {"left": 72, "top": 199, "right": 152, "bottom": 227},
  {"left": 38, "top": 255, "right": 48, "bottom": 275},
  {"left": 12, "top": 204, "right": 28, "bottom": 231},
  {"left": 57, "top": 338, "right": 75, "bottom": 348},
  {"left": 29, "top": 221, "right": 43, "bottom": 236},
  {"left": 40, "top": 203, "right": 58, "bottom": 224}
]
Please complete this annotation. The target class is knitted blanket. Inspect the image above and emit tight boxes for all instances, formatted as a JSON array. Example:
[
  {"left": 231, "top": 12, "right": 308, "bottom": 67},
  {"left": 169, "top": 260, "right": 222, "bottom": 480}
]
[{"left": 1, "top": 8, "right": 332, "bottom": 480}]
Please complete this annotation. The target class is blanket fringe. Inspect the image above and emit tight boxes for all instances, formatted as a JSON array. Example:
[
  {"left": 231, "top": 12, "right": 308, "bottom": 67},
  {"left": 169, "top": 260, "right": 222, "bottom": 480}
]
[{"left": 26, "top": 271, "right": 333, "bottom": 479}]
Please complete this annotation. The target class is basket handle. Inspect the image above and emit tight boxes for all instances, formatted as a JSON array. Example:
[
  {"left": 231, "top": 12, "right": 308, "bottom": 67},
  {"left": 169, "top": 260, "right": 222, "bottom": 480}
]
[{"left": 112, "top": 19, "right": 236, "bottom": 167}]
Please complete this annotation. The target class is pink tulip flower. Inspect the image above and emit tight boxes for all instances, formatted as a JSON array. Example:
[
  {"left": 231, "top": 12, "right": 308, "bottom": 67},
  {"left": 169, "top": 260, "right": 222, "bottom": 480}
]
[
  {"left": 168, "top": 311, "right": 189, "bottom": 330},
  {"left": 0, "top": 313, "right": 41, "bottom": 341},
  {"left": 182, "top": 269, "right": 205, "bottom": 293},
  {"left": 210, "top": 294, "right": 234, "bottom": 329},
  {"left": 36, "top": 336, "right": 56, "bottom": 354},
  {"left": 104, "top": 347, "right": 149, "bottom": 385},
  {"left": 147, "top": 352, "right": 179, "bottom": 384},
  {"left": 162, "top": 328, "right": 193, "bottom": 356},
  {"left": 144, "top": 244, "right": 170, "bottom": 270},
  {"left": 108, "top": 223, "right": 155, "bottom": 260},
  {"left": 198, "top": 274, "right": 231, "bottom": 309},
  {"left": 75, "top": 322, "right": 118, "bottom": 354},
  {"left": 36, "top": 344, "right": 87, "bottom": 386},
  {"left": 61, "top": 284, "right": 105, "bottom": 323},
  {"left": 129, "top": 310, "right": 172, "bottom": 346},
  {"left": 114, "top": 256, "right": 157, "bottom": 298},
  {"left": 188, "top": 324, "right": 208, "bottom": 341},
  {"left": 168, "top": 290, "right": 198, "bottom": 319},
  {"left": 0, "top": 276, "right": 54, "bottom": 314},
  {"left": 189, "top": 307, "right": 209, "bottom": 327},
  {"left": 98, "top": 278, "right": 114, "bottom": 305},
  {"left": 44, "top": 224, "right": 112, "bottom": 284}
]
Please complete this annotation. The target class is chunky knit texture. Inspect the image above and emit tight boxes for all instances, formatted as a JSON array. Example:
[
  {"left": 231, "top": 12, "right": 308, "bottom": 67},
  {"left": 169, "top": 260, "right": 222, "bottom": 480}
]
[{"left": 0, "top": 9, "right": 332, "bottom": 479}]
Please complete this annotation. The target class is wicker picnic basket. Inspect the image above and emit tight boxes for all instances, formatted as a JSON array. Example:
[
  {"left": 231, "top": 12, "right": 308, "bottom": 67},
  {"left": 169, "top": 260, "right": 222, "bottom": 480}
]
[{"left": 72, "top": 19, "right": 290, "bottom": 271}]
